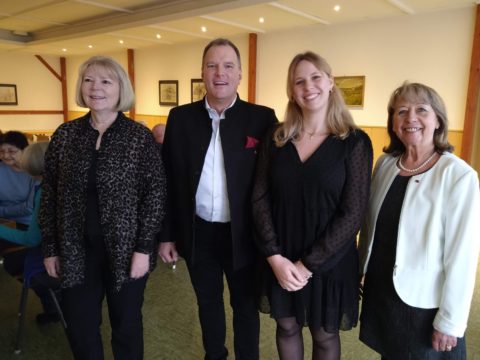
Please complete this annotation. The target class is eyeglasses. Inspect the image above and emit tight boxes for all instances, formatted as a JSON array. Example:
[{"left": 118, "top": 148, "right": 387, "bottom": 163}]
[{"left": 0, "top": 149, "right": 20, "bottom": 155}]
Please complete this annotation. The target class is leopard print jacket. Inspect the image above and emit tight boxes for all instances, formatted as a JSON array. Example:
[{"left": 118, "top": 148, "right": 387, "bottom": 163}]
[{"left": 39, "top": 112, "right": 166, "bottom": 291}]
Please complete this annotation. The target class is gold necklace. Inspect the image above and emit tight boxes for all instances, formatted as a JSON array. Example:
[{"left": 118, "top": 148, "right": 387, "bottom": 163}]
[
  {"left": 398, "top": 152, "right": 437, "bottom": 173},
  {"left": 302, "top": 128, "right": 329, "bottom": 140}
]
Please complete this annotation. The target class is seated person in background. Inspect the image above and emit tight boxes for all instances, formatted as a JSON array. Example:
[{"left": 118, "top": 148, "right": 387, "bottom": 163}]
[
  {"left": 0, "top": 141, "right": 60, "bottom": 324},
  {"left": 152, "top": 123, "right": 166, "bottom": 144},
  {"left": 0, "top": 131, "right": 38, "bottom": 236}
]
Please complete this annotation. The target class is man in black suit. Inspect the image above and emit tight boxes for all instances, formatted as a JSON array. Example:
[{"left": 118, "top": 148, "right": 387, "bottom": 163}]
[{"left": 159, "top": 38, "right": 277, "bottom": 360}]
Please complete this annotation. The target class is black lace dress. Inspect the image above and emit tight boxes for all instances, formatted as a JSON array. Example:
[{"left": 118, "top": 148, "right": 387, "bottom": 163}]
[{"left": 252, "top": 128, "right": 372, "bottom": 332}]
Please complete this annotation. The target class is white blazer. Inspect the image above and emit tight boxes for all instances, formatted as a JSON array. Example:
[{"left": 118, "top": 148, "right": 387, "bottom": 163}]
[{"left": 359, "top": 152, "right": 480, "bottom": 337}]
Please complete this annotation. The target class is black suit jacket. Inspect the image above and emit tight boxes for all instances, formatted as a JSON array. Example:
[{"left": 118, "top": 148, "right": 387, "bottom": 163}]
[{"left": 161, "top": 97, "right": 277, "bottom": 270}]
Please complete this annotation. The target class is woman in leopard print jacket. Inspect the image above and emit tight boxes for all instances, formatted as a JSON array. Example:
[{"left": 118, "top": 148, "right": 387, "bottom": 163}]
[{"left": 39, "top": 56, "right": 166, "bottom": 360}]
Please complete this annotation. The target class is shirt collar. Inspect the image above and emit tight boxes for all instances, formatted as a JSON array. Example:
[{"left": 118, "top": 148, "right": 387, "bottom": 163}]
[{"left": 204, "top": 95, "right": 237, "bottom": 119}]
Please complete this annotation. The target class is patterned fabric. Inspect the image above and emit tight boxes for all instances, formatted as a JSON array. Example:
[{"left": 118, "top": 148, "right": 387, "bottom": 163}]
[{"left": 39, "top": 112, "right": 166, "bottom": 291}]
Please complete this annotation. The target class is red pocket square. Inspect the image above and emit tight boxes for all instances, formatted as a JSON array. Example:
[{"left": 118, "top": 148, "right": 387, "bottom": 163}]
[{"left": 245, "top": 136, "right": 259, "bottom": 149}]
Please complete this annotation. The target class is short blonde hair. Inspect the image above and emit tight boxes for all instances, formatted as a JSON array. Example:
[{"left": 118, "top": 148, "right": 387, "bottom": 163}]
[
  {"left": 21, "top": 141, "right": 49, "bottom": 177},
  {"left": 75, "top": 56, "right": 135, "bottom": 112},
  {"left": 274, "top": 51, "right": 356, "bottom": 147}
]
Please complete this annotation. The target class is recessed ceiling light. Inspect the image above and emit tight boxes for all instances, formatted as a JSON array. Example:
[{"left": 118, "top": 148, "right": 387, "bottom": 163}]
[
  {"left": 156, "top": 34, "right": 161, "bottom": 39},
  {"left": 259, "top": 17, "right": 264, "bottom": 23},
  {"left": 119, "top": 39, "right": 124, "bottom": 44},
  {"left": 62, "top": 48, "right": 67, "bottom": 52},
  {"left": 201, "top": 26, "right": 207, "bottom": 32},
  {"left": 88, "top": 44, "right": 93, "bottom": 49},
  {"left": 334, "top": 5, "right": 341, "bottom": 12}
]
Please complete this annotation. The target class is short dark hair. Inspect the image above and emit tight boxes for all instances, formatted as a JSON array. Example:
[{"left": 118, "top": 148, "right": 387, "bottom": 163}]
[
  {"left": 0, "top": 131, "right": 29, "bottom": 150},
  {"left": 202, "top": 38, "right": 241, "bottom": 69}
]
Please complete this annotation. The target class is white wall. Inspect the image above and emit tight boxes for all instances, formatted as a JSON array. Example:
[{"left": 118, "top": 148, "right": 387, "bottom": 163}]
[
  {"left": 257, "top": 7, "right": 474, "bottom": 130},
  {"left": 66, "top": 34, "right": 248, "bottom": 116},
  {"left": 134, "top": 34, "right": 248, "bottom": 116},
  {"left": 0, "top": 7, "right": 475, "bottom": 131},
  {"left": 0, "top": 54, "right": 63, "bottom": 130}
]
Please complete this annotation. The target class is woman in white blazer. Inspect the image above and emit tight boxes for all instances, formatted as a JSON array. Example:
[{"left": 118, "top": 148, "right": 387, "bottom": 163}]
[{"left": 358, "top": 82, "right": 480, "bottom": 360}]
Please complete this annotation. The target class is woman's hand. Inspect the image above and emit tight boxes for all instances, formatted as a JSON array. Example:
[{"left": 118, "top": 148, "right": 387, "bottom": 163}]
[
  {"left": 267, "top": 254, "right": 309, "bottom": 292},
  {"left": 158, "top": 242, "right": 178, "bottom": 264},
  {"left": 130, "top": 252, "right": 149, "bottom": 279},
  {"left": 44, "top": 256, "right": 60, "bottom": 278},
  {"left": 432, "top": 329, "right": 457, "bottom": 352},
  {"left": 294, "top": 260, "right": 313, "bottom": 281}
]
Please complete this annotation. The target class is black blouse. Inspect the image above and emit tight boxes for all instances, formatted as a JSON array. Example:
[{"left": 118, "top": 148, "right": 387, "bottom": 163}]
[{"left": 252, "top": 127, "right": 373, "bottom": 272}]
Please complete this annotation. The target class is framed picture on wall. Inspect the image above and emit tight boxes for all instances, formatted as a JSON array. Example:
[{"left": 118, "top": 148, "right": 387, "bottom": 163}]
[
  {"left": 159, "top": 80, "right": 178, "bottom": 106},
  {"left": 334, "top": 76, "right": 365, "bottom": 108},
  {"left": 0, "top": 84, "right": 18, "bottom": 105},
  {"left": 191, "top": 79, "right": 206, "bottom": 102}
]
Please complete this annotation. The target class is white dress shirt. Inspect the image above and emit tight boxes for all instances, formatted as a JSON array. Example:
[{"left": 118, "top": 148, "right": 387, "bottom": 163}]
[{"left": 195, "top": 96, "right": 236, "bottom": 223}]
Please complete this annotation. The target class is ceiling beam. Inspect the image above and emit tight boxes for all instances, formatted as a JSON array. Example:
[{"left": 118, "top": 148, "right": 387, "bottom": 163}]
[
  {"left": 0, "top": 28, "right": 32, "bottom": 43},
  {"left": 27, "top": 0, "right": 270, "bottom": 45},
  {"left": 149, "top": 25, "right": 213, "bottom": 40},
  {"left": 73, "top": 0, "right": 134, "bottom": 13},
  {"left": 200, "top": 15, "right": 266, "bottom": 33},
  {"left": 386, "top": 0, "right": 415, "bottom": 15},
  {"left": 268, "top": 2, "right": 329, "bottom": 25},
  {"left": 108, "top": 32, "right": 174, "bottom": 45}
]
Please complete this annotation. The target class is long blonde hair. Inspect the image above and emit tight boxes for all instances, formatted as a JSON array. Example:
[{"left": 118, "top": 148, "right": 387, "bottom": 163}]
[{"left": 274, "top": 51, "right": 356, "bottom": 147}]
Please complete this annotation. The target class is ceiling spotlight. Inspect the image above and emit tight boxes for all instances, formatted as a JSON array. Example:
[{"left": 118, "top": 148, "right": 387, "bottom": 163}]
[
  {"left": 62, "top": 48, "right": 67, "bottom": 52},
  {"left": 88, "top": 44, "right": 93, "bottom": 49},
  {"left": 119, "top": 39, "right": 124, "bottom": 44},
  {"left": 334, "top": 5, "right": 341, "bottom": 12},
  {"left": 259, "top": 17, "right": 264, "bottom": 23},
  {"left": 156, "top": 34, "right": 161, "bottom": 39},
  {"left": 201, "top": 26, "right": 207, "bottom": 32}
]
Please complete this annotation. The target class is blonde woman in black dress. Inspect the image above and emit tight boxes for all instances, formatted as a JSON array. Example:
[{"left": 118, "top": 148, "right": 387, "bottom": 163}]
[{"left": 253, "top": 51, "right": 372, "bottom": 360}]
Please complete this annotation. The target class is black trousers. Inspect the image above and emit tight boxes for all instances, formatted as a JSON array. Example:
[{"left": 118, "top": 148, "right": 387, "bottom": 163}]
[
  {"left": 186, "top": 216, "right": 260, "bottom": 360},
  {"left": 61, "top": 242, "right": 148, "bottom": 360}
]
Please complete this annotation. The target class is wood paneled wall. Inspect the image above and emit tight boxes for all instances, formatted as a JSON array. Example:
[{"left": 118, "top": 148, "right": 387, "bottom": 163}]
[
  {"left": 67, "top": 111, "right": 167, "bottom": 129},
  {"left": 361, "top": 126, "right": 463, "bottom": 164},
  {"left": 40, "top": 115, "right": 464, "bottom": 164}
]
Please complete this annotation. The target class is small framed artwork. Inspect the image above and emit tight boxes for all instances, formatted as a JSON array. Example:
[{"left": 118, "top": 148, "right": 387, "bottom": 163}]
[
  {"left": 0, "top": 84, "right": 18, "bottom": 105},
  {"left": 334, "top": 76, "right": 365, "bottom": 108},
  {"left": 159, "top": 80, "right": 178, "bottom": 106},
  {"left": 191, "top": 79, "right": 206, "bottom": 102}
]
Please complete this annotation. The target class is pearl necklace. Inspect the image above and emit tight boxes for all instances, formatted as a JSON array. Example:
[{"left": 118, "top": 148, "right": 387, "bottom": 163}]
[{"left": 398, "top": 152, "right": 437, "bottom": 173}]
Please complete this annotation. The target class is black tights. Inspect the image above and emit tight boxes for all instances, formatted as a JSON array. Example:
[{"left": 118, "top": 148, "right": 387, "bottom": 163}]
[{"left": 276, "top": 317, "right": 340, "bottom": 360}]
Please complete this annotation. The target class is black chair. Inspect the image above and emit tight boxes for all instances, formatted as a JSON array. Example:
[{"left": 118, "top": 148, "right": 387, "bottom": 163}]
[{"left": 14, "top": 247, "right": 67, "bottom": 354}]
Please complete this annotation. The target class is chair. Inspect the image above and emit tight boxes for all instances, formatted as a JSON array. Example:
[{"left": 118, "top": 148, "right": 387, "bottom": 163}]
[{"left": 14, "top": 247, "right": 67, "bottom": 355}]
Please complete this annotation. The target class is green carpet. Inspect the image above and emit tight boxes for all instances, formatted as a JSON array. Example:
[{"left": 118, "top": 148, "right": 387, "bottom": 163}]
[{"left": 1, "top": 259, "right": 479, "bottom": 359}]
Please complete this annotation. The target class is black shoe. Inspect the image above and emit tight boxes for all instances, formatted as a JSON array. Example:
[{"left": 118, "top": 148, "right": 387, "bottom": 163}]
[{"left": 35, "top": 312, "right": 60, "bottom": 325}]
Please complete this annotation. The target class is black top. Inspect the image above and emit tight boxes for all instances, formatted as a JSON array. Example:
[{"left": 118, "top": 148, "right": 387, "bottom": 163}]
[
  {"left": 253, "top": 127, "right": 373, "bottom": 331},
  {"left": 160, "top": 97, "right": 277, "bottom": 270},
  {"left": 40, "top": 112, "right": 166, "bottom": 291},
  {"left": 359, "top": 175, "right": 466, "bottom": 359}
]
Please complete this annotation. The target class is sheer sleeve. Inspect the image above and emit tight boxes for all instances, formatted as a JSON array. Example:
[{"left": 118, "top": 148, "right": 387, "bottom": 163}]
[
  {"left": 302, "top": 130, "right": 373, "bottom": 272},
  {"left": 252, "top": 127, "right": 281, "bottom": 258}
]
